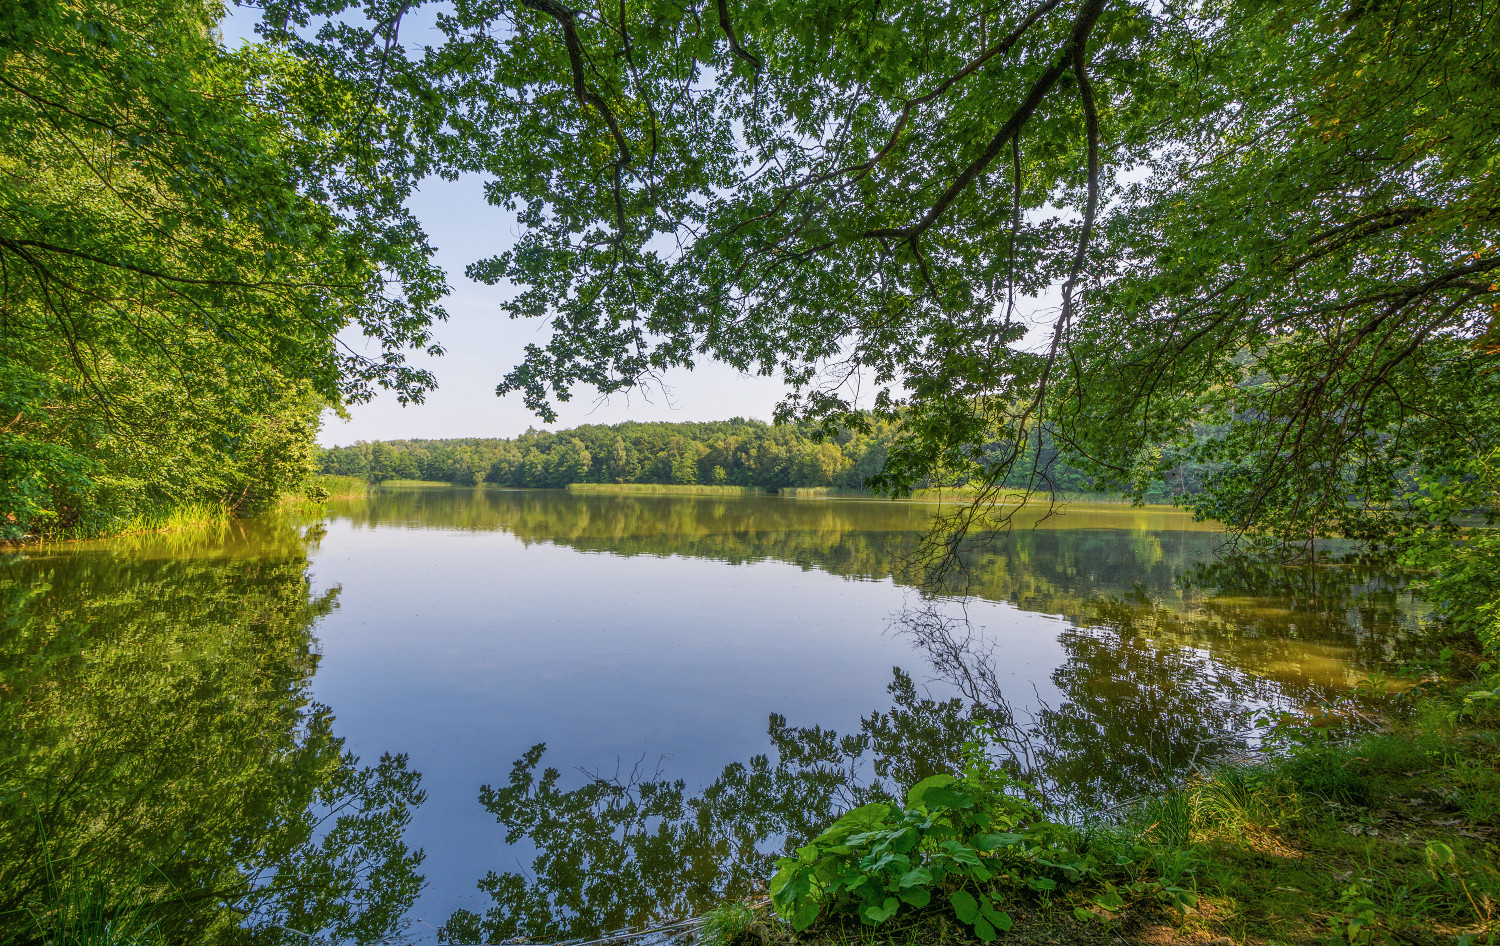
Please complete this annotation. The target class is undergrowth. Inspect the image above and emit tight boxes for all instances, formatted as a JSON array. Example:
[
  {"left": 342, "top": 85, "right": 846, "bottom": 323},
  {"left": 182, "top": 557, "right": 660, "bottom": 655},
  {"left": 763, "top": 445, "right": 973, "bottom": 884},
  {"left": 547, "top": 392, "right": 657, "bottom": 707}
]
[{"left": 720, "top": 672, "right": 1500, "bottom": 946}]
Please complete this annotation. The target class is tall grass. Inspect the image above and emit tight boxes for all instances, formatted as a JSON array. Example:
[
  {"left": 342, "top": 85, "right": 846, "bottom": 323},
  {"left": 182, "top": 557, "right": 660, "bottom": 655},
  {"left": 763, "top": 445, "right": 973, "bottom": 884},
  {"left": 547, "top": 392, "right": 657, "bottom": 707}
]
[
  {"left": 372, "top": 478, "right": 461, "bottom": 488},
  {"left": 113, "top": 502, "right": 232, "bottom": 537},
  {"left": 312, "top": 474, "right": 368, "bottom": 498},
  {"left": 13, "top": 836, "right": 167, "bottom": 946},
  {"left": 17, "top": 881, "right": 164, "bottom": 946}
]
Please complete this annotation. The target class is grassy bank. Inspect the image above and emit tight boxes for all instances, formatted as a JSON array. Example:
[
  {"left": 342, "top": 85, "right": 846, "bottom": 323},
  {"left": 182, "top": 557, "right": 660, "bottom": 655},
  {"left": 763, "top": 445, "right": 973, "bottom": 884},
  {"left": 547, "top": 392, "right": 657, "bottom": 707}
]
[
  {"left": 568, "top": 483, "right": 768, "bottom": 495},
  {"left": 705, "top": 679, "right": 1500, "bottom": 946},
  {"left": 374, "top": 478, "right": 463, "bottom": 488},
  {"left": 7, "top": 501, "right": 234, "bottom": 546},
  {"left": 278, "top": 473, "right": 371, "bottom": 514},
  {"left": 114, "top": 501, "right": 233, "bottom": 536}
]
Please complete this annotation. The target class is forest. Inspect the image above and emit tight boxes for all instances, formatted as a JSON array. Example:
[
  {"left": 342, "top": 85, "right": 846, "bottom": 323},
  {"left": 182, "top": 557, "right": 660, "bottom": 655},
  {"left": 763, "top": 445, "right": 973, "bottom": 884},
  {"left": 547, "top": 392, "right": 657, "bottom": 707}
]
[
  {"left": 0, "top": 0, "right": 445, "bottom": 540},
  {"left": 316, "top": 418, "right": 1148, "bottom": 495}
]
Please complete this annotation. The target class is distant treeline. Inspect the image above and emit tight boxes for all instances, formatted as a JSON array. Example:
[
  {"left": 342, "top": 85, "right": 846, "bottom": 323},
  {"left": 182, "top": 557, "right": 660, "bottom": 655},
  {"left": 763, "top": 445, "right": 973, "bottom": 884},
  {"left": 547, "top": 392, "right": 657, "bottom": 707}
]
[{"left": 319, "top": 419, "right": 1207, "bottom": 499}]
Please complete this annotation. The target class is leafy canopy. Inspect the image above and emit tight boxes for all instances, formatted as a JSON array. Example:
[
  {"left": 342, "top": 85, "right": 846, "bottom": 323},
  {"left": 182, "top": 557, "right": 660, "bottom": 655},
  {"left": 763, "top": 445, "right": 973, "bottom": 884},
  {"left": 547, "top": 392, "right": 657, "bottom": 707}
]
[{"left": 257, "top": 0, "right": 1500, "bottom": 553}]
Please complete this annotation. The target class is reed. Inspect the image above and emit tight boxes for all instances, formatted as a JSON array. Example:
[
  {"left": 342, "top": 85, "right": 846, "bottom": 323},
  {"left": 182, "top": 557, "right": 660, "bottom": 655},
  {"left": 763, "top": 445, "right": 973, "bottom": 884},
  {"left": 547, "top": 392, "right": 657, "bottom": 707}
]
[
  {"left": 373, "top": 478, "right": 459, "bottom": 488},
  {"left": 115, "top": 502, "right": 232, "bottom": 536},
  {"left": 312, "top": 473, "right": 370, "bottom": 498}
]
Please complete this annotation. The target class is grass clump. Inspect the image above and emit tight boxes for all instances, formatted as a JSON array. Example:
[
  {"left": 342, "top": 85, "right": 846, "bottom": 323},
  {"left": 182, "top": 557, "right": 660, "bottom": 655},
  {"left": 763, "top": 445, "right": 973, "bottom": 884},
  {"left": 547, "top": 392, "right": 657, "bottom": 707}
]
[
  {"left": 111, "top": 502, "right": 231, "bottom": 538},
  {"left": 16, "top": 884, "right": 163, "bottom": 946},
  {"left": 279, "top": 473, "right": 370, "bottom": 513},
  {"left": 701, "top": 900, "right": 761, "bottom": 946}
]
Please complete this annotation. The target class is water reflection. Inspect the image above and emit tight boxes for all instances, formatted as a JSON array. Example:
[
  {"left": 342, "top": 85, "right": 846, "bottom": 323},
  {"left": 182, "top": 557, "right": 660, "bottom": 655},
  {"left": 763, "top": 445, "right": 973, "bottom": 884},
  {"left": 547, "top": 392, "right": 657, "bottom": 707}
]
[
  {"left": 0, "top": 519, "right": 425, "bottom": 946},
  {"left": 350, "top": 490, "right": 1428, "bottom": 943},
  {"left": 438, "top": 605, "right": 1294, "bottom": 943},
  {"left": 438, "top": 593, "right": 1409, "bottom": 944},
  {"left": 333, "top": 488, "right": 1423, "bottom": 688},
  {"left": 1, "top": 489, "right": 1434, "bottom": 945},
  {"left": 438, "top": 668, "right": 982, "bottom": 945}
]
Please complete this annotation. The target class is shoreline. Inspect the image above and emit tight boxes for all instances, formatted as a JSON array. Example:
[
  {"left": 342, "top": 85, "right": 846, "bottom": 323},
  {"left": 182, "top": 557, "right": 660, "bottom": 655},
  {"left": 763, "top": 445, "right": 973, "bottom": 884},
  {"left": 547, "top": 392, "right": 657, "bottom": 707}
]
[
  {"left": 705, "top": 675, "right": 1499, "bottom": 946},
  {"left": 364, "top": 479, "right": 1181, "bottom": 510}
]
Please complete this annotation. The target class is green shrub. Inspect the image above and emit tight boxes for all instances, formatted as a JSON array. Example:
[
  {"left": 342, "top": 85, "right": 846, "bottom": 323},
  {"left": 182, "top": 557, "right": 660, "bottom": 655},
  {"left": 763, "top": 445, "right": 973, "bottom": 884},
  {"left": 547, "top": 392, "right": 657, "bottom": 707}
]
[{"left": 768, "top": 774, "right": 1089, "bottom": 941}]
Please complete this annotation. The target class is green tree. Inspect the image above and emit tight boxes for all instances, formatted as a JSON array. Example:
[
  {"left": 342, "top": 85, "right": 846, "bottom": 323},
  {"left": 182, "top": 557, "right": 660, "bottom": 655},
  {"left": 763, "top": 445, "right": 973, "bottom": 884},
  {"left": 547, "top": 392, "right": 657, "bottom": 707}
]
[
  {"left": 606, "top": 436, "right": 638, "bottom": 483},
  {"left": 1, "top": 0, "right": 447, "bottom": 536},
  {"left": 667, "top": 438, "right": 699, "bottom": 485},
  {"left": 550, "top": 437, "right": 593, "bottom": 486},
  {"left": 1056, "top": 0, "right": 1500, "bottom": 556}
]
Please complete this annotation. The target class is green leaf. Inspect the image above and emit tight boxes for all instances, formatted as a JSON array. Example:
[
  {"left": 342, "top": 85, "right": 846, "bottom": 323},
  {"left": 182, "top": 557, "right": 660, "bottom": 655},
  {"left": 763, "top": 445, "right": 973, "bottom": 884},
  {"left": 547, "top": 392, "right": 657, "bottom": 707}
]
[
  {"left": 950, "top": 890, "right": 979, "bottom": 925},
  {"left": 906, "top": 774, "right": 958, "bottom": 808},
  {"left": 898, "top": 866, "right": 933, "bottom": 888},
  {"left": 918, "top": 785, "right": 975, "bottom": 810},
  {"left": 792, "top": 897, "right": 821, "bottom": 932},
  {"left": 862, "top": 897, "right": 900, "bottom": 926},
  {"left": 978, "top": 895, "right": 1013, "bottom": 931},
  {"left": 897, "top": 886, "right": 931, "bottom": 908},
  {"left": 975, "top": 832, "right": 1026, "bottom": 850}
]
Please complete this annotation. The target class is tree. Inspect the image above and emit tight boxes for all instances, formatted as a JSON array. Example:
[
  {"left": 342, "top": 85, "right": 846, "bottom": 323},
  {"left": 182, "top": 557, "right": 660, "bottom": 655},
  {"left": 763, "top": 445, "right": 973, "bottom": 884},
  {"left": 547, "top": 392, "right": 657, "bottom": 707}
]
[
  {"left": 1058, "top": 0, "right": 1500, "bottom": 556},
  {"left": 1, "top": 0, "right": 447, "bottom": 536},
  {"left": 606, "top": 436, "right": 637, "bottom": 483},
  {"left": 667, "top": 437, "right": 698, "bottom": 485},
  {"left": 551, "top": 437, "right": 593, "bottom": 485}
]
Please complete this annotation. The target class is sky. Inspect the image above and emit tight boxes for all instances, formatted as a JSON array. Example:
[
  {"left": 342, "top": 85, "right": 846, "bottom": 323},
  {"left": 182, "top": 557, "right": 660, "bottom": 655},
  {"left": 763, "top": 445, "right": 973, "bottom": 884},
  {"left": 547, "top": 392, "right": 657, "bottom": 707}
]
[
  {"left": 328, "top": 174, "right": 791, "bottom": 447},
  {"left": 220, "top": 8, "right": 789, "bottom": 448}
]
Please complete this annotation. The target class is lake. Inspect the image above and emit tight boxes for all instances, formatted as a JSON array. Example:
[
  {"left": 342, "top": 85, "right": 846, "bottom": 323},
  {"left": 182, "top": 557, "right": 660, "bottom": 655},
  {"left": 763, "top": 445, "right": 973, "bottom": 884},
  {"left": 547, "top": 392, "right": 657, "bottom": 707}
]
[{"left": 0, "top": 487, "right": 1427, "bottom": 944}]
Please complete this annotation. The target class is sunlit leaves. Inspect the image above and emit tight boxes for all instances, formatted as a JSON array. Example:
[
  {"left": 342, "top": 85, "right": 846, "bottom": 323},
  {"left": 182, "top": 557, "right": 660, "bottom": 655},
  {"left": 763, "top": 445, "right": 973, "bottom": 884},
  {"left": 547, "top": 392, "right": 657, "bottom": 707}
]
[{"left": 0, "top": 0, "right": 448, "bottom": 534}]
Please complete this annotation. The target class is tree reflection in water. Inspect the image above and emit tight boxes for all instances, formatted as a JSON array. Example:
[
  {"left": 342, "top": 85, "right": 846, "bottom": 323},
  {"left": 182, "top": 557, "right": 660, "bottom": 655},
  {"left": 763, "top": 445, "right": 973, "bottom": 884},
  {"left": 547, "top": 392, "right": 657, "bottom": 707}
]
[
  {"left": 440, "top": 668, "right": 983, "bottom": 945},
  {"left": 445, "top": 554, "right": 1414, "bottom": 944},
  {"left": 0, "top": 519, "right": 426, "bottom": 946},
  {"left": 1, "top": 492, "right": 1428, "bottom": 944}
]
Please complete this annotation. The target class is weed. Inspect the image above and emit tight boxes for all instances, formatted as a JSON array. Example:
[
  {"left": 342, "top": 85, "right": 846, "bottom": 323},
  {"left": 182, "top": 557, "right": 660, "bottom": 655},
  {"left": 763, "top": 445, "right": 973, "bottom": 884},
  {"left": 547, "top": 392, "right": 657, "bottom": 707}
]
[
  {"left": 1330, "top": 882, "right": 1378, "bottom": 945},
  {"left": 1426, "top": 841, "right": 1498, "bottom": 926},
  {"left": 1280, "top": 743, "right": 1378, "bottom": 807},
  {"left": 11, "top": 880, "right": 163, "bottom": 946},
  {"left": 1124, "top": 789, "right": 1195, "bottom": 849},
  {"left": 769, "top": 774, "right": 1085, "bottom": 941},
  {"left": 700, "top": 901, "right": 758, "bottom": 946}
]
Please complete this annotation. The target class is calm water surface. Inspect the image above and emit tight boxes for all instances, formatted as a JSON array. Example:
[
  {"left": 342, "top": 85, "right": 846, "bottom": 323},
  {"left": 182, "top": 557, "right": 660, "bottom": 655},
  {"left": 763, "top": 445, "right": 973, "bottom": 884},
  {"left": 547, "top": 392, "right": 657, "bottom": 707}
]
[{"left": 0, "top": 488, "right": 1428, "bottom": 944}]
